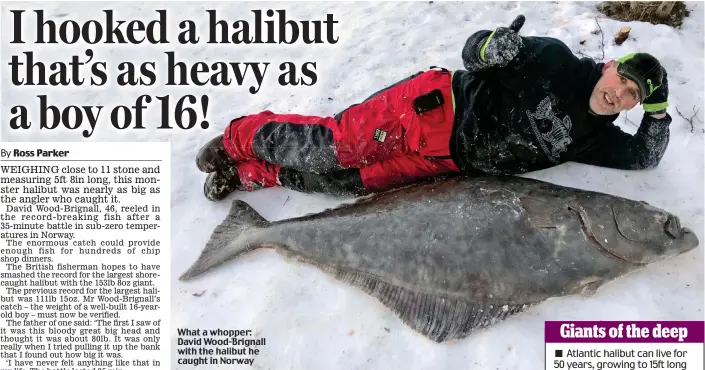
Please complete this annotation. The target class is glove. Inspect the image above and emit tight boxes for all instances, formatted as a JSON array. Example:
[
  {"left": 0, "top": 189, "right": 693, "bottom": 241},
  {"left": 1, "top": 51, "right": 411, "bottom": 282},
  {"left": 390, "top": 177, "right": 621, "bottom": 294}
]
[
  {"left": 643, "top": 68, "right": 669, "bottom": 114},
  {"left": 479, "top": 15, "right": 526, "bottom": 68}
]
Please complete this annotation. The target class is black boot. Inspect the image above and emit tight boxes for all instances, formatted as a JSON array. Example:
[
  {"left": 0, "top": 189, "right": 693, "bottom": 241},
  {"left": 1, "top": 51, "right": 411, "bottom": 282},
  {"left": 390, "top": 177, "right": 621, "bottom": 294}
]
[
  {"left": 203, "top": 165, "right": 245, "bottom": 201},
  {"left": 196, "top": 134, "right": 236, "bottom": 173}
]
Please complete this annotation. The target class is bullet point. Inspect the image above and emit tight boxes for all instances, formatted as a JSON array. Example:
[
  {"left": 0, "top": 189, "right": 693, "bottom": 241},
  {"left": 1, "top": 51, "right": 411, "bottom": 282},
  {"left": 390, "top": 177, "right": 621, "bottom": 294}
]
[{"left": 555, "top": 349, "right": 563, "bottom": 357}]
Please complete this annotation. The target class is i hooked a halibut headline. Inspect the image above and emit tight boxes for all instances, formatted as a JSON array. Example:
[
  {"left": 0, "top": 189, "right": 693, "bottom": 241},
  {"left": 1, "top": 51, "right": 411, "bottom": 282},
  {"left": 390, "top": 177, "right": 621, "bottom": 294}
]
[{"left": 5, "top": 8, "right": 340, "bottom": 138}]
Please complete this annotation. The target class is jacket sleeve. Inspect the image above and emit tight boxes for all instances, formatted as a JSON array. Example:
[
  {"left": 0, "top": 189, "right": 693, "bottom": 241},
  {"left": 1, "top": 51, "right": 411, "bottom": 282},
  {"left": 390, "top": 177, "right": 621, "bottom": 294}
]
[
  {"left": 461, "top": 30, "right": 577, "bottom": 87},
  {"left": 574, "top": 113, "right": 672, "bottom": 170}
]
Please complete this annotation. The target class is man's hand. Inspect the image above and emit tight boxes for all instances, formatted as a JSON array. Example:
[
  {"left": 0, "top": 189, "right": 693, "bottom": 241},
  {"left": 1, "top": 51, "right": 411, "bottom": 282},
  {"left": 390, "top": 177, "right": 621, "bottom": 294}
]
[
  {"left": 643, "top": 67, "right": 669, "bottom": 118},
  {"left": 479, "top": 15, "right": 526, "bottom": 68}
]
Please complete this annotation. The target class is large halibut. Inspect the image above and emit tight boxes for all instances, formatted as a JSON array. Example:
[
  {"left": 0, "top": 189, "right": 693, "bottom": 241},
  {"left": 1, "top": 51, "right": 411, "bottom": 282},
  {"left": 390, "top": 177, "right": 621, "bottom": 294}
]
[{"left": 180, "top": 175, "right": 699, "bottom": 342}]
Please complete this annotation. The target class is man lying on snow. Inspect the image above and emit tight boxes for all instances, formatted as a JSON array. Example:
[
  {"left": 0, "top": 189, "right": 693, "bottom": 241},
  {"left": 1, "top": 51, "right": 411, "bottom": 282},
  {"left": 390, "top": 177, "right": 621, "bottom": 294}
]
[{"left": 195, "top": 14, "right": 671, "bottom": 202}]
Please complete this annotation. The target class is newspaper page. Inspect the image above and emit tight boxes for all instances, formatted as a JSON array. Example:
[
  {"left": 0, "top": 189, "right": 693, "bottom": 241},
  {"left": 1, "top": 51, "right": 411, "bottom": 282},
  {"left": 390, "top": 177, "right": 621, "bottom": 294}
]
[{"left": 1, "top": 2, "right": 703, "bottom": 370}]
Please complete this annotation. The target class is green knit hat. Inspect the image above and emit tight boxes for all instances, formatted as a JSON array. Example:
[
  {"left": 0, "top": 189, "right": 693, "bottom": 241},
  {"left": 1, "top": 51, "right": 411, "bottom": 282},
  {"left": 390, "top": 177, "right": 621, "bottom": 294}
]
[{"left": 615, "top": 53, "right": 663, "bottom": 103}]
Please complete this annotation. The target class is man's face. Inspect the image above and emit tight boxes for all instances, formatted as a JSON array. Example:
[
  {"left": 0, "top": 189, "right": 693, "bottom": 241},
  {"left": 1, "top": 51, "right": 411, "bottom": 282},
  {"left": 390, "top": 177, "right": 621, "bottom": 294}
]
[{"left": 589, "top": 61, "right": 641, "bottom": 115}]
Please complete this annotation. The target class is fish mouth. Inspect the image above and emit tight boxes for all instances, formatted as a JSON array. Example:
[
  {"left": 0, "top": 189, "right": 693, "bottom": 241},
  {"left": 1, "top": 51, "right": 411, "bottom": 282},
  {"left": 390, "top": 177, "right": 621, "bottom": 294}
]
[
  {"left": 567, "top": 205, "right": 698, "bottom": 264},
  {"left": 664, "top": 214, "right": 681, "bottom": 239},
  {"left": 611, "top": 208, "right": 699, "bottom": 261},
  {"left": 676, "top": 227, "right": 700, "bottom": 253}
]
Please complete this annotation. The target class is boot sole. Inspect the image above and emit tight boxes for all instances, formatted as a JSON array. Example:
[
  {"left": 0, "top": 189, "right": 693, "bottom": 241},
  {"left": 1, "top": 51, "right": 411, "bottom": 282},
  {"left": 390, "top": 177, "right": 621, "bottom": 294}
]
[
  {"left": 196, "top": 134, "right": 231, "bottom": 173},
  {"left": 203, "top": 169, "right": 244, "bottom": 202}
]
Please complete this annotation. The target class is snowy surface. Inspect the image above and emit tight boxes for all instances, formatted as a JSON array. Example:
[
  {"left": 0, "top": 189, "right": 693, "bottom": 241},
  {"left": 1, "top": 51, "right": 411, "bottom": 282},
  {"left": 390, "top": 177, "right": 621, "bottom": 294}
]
[{"left": 2, "top": 1, "right": 703, "bottom": 369}]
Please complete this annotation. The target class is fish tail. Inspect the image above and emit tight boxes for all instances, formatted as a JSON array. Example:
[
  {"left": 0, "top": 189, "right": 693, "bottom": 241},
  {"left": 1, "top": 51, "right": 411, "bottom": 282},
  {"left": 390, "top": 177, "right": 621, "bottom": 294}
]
[{"left": 179, "top": 200, "right": 271, "bottom": 281}]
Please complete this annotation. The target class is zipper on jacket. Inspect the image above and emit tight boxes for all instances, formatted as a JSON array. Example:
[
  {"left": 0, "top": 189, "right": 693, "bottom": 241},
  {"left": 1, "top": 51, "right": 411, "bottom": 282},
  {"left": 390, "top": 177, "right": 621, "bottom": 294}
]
[{"left": 424, "top": 155, "right": 453, "bottom": 161}]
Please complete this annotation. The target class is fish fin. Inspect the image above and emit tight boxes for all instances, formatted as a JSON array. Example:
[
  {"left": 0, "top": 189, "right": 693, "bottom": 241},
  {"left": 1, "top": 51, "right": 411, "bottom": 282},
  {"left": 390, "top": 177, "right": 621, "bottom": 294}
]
[
  {"left": 520, "top": 195, "right": 560, "bottom": 228},
  {"left": 179, "top": 200, "right": 270, "bottom": 281},
  {"left": 323, "top": 267, "right": 536, "bottom": 342}
]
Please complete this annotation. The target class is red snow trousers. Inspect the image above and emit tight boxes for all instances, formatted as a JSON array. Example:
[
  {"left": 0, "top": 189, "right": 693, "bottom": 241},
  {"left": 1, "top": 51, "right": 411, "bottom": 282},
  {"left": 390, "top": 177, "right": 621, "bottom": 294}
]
[{"left": 222, "top": 69, "right": 460, "bottom": 193}]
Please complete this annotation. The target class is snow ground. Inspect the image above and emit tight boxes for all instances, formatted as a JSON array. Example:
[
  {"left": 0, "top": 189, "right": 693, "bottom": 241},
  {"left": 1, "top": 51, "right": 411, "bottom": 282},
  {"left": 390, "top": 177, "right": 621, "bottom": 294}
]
[{"left": 2, "top": 1, "right": 703, "bottom": 369}]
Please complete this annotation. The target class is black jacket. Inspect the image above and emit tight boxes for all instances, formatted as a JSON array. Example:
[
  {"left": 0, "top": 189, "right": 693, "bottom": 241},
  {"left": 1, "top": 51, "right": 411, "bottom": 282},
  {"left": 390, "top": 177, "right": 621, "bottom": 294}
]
[{"left": 449, "top": 30, "right": 672, "bottom": 176}]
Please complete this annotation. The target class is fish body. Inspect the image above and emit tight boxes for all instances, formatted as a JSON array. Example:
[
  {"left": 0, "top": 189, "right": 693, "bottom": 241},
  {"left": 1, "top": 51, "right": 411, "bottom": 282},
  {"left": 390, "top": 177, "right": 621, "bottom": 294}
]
[{"left": 181, "top": 175, "right": 698, "bottom": 342}]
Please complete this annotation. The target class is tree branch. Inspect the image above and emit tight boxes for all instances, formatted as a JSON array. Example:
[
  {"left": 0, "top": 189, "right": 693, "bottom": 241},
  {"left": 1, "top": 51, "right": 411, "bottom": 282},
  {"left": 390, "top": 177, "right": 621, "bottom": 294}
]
[
  {"left": 578, "top": 17, "right": 606, "bottom": 62},
  {"left": 674, "top": 105, "right": 701, "bottom": 133},
  {"left": 595, "top": 17, "right": 605, "bottom": 61},
  {"left": 624, "top": 112, "right": 637, "bottom": 128}
]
